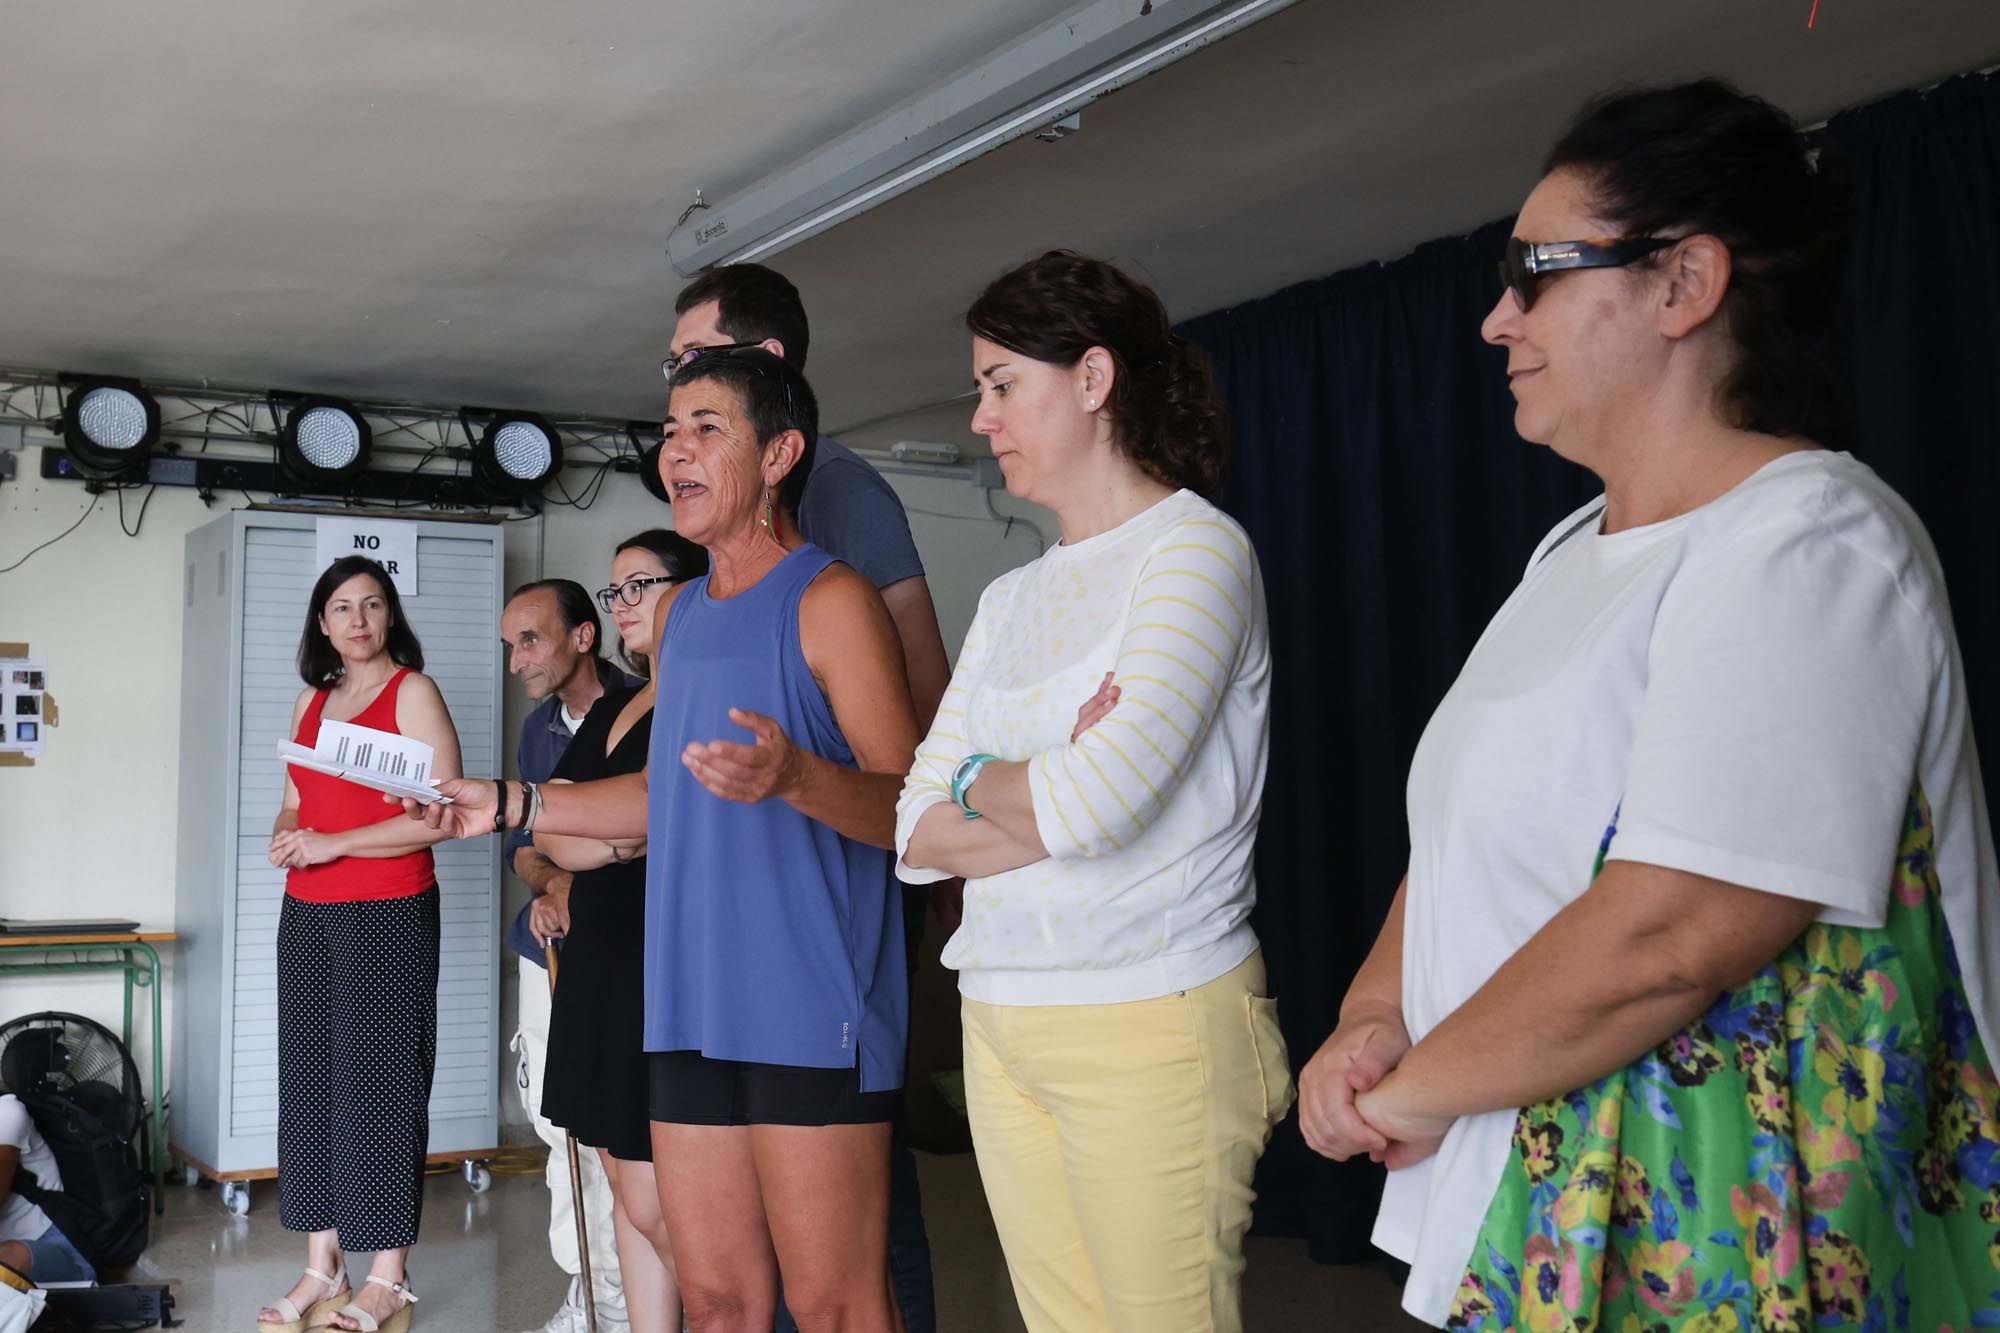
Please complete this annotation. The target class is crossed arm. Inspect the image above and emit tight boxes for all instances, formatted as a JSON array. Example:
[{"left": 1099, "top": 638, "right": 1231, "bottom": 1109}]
[{"left": 900, "top": 675, "right": 1120, "bottom": 879}]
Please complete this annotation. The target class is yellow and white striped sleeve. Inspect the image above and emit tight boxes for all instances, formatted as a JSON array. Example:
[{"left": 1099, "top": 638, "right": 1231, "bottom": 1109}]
[
  {"left": 895, "top": 576, "right": 1006, "bottom": 883},
  {"left": 1029, "top": 515, "right": 1259, "bottom": 861}
]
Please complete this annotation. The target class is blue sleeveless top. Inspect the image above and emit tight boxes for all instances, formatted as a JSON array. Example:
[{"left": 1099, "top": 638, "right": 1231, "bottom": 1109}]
[{"left": 643, "top": 543, "right": 907, "bottom": 1093}]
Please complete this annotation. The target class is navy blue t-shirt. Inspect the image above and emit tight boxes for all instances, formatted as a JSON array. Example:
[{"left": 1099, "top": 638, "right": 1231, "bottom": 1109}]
[{"left": 796, "top": 436, "right": 925, "bottom": 591}]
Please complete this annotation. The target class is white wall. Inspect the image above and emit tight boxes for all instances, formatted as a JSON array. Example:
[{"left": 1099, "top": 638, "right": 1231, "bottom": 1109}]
[{"left": 0, "top": 415, "right": 1047, "bottom": 1142}]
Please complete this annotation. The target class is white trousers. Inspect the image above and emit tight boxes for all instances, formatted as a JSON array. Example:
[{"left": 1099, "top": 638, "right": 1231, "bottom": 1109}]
[{"left": 515, "top": 955, "right": 625, "bottom": 1313}]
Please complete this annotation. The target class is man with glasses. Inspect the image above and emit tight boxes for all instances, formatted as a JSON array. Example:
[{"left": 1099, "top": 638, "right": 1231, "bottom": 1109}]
[
  {"left": 501, "top": 578, "right": 638, "bottom": 1333},
  {"left": 669, "top": 264, "right": 948, "bottom": 1333}
]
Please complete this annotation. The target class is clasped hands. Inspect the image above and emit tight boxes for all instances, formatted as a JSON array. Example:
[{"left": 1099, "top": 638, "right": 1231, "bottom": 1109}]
[
  {"left": 267, "top": 828, "right": 338, "bottom": 869},
  {"left": 1296, "top": 1005, "right": 1454, "bottom": 1170}
]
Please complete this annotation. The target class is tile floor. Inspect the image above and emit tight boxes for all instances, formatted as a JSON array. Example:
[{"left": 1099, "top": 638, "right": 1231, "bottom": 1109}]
[{"left": 134, "top": 1149, "right": 1427, "bottom": 1331}]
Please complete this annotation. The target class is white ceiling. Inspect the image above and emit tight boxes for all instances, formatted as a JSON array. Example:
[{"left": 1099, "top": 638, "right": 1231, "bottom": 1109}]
[{"left": 2, "top": 0, "right": 1994, "bottom": 441}]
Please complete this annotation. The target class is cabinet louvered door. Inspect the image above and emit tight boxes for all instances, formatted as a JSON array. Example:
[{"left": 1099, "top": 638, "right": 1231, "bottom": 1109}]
[{"left": 178, "top": 511, "right": 502, "bottom": 1171}]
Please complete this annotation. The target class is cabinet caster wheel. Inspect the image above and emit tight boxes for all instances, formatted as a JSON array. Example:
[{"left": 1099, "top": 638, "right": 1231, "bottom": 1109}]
[
  {"left": 463, "top": 1161, "right": 492, "bottom": 1194},
  {"left": 180, "top": 1163, "right": 203, "bottom": 1189},
  {"left": 222, "top": 1181, "right": 251, "bottom": 1216}
]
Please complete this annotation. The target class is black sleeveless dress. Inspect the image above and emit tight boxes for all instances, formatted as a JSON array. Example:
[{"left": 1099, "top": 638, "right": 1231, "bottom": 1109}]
[{"left": 539, "top": 685, "right": 654, "bottom": 1161}]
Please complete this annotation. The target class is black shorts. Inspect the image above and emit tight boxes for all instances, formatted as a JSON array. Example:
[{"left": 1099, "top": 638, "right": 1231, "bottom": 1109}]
[{"left": 647, "top": 1050, "right": 900, "bottom": 1127}]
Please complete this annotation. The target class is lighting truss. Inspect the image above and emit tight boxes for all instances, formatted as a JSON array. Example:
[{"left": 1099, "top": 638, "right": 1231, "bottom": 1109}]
[{"left": 0, "top": 369, "right": 656, "bottom": 511}]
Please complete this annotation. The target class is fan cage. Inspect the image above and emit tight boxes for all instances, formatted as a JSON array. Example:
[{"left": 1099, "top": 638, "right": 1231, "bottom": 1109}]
[{"left": 0, "top": 1009, "right": 145, "bottom": 1143}]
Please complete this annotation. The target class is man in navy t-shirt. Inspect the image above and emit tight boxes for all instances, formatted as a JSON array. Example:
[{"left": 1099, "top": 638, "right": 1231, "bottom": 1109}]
[{"left": 669, "top": 264, "right": 951, "bottom": 1333}]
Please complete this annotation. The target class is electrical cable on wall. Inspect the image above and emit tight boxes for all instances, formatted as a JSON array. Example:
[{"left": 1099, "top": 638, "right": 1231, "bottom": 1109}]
[
  {"left": 544, "top": 452, "right": 618, "bottom": 510},
  {"left": 116, "top": 482, "right": 160, "bottom": 537},
  {"left": 0, "top": 490, "right": 102, "bottom": 574},
  {"left": 903, "top": 498, "right": 1047, "bottom": 556}
]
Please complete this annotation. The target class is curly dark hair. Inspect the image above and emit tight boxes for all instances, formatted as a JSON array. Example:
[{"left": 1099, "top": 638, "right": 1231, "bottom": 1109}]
[
  {"left": 966, "top": 250, "right": 1228, "bottom": 496},
  {"left": 298, "top": 556, "right": 424, "bottom": 688},
  {"left": 1545, "top": 78, "right": 1854, "bottom": 449}
]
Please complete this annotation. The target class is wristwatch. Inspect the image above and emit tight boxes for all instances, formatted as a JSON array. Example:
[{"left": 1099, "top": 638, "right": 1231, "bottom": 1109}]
[{"left": 950, "top": 753, "right": 1000, "bottom": 820}]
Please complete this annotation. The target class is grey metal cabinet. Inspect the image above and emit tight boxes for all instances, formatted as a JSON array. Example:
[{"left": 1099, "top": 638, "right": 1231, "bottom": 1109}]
[{"left": 171, "top": 509, "right": 502, "bottom": 1205}]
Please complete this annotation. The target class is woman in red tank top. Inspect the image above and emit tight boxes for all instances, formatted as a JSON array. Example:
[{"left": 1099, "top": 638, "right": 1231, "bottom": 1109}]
[{"left": 258, "top": 556, "right": 460, "bottom": 1333}]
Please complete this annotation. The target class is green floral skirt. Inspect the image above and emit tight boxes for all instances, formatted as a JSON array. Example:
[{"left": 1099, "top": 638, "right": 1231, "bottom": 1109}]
[{"left": 1448, "top": 787, "right": 2000, "bottom": 1332}]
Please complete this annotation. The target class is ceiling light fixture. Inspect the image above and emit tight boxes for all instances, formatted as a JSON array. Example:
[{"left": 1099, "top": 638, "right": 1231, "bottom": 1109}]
[
  {"left": 470, "top": 411, "right": 562, "bottom": 500},
  {"left": 639, "top": 438, "right": 670, "bottom": 504},
  {"left": 58, "top": 374, "right": 160, "bottom": 482},
  {"left": 277, "top": 395, "right": 373, "bottom": 489},
  {"left": 665, "top": 0, "right": 1299, "bottom": 275}
]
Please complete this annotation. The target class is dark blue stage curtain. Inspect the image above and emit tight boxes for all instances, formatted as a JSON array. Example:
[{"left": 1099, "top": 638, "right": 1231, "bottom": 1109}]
[{"left": 1177, "top": 71, "right": 1999, "bottom": 1265}]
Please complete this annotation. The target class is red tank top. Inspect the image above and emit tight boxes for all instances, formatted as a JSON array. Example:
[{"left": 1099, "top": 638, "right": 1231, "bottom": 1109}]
[{"left": 285, "top": 667, "right": 438, "bottom": 903}]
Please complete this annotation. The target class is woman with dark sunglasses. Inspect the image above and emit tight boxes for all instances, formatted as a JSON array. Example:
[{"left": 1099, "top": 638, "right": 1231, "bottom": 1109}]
[
  {"left": 1298, "top": 80, "right": 2000, "bottom": 1328},
  {"left": 532, "top": 528, "right": 706, "bottom": 1333},
  {"left": 403, "top": 348, "right": 918, "bottom": 1332}
]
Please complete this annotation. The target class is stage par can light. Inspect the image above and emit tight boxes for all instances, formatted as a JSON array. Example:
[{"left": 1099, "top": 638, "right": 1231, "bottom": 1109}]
[
  {"left": 472, "top": 411, "right": 562, "bottom": 499},
  {"left": 639, "top": 437, "right": 669, "bottom": 504},
  {"left": 59, "top": 374, "right": 160, "bottom": 481},
  {"left": 279, "top": 396, "right": 372, "bottom": 488}
]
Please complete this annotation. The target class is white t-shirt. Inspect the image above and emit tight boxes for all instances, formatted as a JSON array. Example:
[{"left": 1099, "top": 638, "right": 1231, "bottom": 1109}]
[
  {"left": 0, "top": 1093, "right": 60, "bottom": 1243},
  {"left": 1375, "top": 450, "right": 2000, "bottom": 1325},
  {"left": 896, "top": 489, "right": 1271, "bottom": 1004}
]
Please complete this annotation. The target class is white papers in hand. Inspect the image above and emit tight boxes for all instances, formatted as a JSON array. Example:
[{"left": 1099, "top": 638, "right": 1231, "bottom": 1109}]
[{"left": 278, "top": 720, "right": 452, "bottom": 804}]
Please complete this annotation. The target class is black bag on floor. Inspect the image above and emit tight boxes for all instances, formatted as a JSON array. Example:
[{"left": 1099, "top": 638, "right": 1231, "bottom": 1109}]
[{"left": 10, "top": 1091, "right": 149, "bottom": 1270}]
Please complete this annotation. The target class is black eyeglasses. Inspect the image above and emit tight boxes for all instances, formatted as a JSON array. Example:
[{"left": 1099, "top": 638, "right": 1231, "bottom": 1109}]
[
  {"left": 661, "top": 342, "right": 767, "bottom": 383},
  {"left": 1498, "top": 235, "right": 1678, "bottom": 311},
  {"left": 594, "top": 575, "right": 677, "bottom": 611}
]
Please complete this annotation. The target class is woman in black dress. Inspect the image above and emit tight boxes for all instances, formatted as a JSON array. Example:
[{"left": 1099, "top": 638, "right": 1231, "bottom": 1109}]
[{"left": 533, "top": 528, "right": 706, "bottom": 1333}]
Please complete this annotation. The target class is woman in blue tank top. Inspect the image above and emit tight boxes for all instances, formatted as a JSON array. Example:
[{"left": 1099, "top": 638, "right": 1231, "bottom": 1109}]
[{"left": 411, "top": 348, "right": 919, "bottom": 1332}]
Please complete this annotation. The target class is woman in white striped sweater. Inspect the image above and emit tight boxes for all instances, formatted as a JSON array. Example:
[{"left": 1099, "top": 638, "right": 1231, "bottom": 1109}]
[{"left": 896, "top": 251, "right": 1292, "bottom": 1333}]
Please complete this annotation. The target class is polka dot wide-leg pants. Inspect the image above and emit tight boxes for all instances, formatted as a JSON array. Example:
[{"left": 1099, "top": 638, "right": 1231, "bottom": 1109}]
[{"left": 277, "top": 888, "right": 440, "bottom": 1252}]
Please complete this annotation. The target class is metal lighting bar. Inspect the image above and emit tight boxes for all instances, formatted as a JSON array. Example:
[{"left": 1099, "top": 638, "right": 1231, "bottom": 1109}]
[
  {"left": 0, "top": 370, "right": 646, "bottom": 470},
  {"left": 0, "top": 369, "right": 655, "bottom": 509},
  {"left": 666, "top": 0, "right": 1299, "bottom": 275}
]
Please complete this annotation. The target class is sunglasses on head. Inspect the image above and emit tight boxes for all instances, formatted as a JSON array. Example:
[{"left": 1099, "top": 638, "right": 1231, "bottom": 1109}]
[
  {"left": 661, "top": 344, "right": 807, "bottom": 436},
  {"left": 661, "top": 341, "right": 768, "bottom": 383},
  {"left": 1497, "top": 235, "right": 1678, "bottom": 311}
]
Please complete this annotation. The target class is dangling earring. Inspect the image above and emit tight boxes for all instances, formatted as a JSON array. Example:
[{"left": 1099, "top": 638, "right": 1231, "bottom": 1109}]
[{"left": 759, "top": 485, "right": 775, "bottom": 532}]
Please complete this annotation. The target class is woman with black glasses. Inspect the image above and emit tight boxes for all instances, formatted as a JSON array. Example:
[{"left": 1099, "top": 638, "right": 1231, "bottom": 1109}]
[
  {"left": 1297, "top": 79, "right": 2000, "bottom": 1329},
  {"left": 534, "top": 528, "right": 707, "bottom": 1333}
]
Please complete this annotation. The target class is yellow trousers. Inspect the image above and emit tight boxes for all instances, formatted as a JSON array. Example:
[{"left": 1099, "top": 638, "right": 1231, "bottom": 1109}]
[{"left": 961, "top": 952, "right": 1295, "bottom": 1333}]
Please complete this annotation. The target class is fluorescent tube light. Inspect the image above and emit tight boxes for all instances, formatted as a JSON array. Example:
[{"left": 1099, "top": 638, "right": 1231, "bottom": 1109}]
[{"left": 666, "top": 0, "right": 1299, "bottom": 275}]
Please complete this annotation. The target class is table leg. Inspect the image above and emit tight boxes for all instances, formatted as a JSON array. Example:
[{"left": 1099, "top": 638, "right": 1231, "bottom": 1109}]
[{"left": 134, "top": 942, "right": 167, "bottom": 1216}]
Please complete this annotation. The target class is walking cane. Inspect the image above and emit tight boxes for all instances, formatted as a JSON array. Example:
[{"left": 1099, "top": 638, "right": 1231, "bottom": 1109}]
[{"left": 544, "top": 939, "right": 599, "bottom": 1333}]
